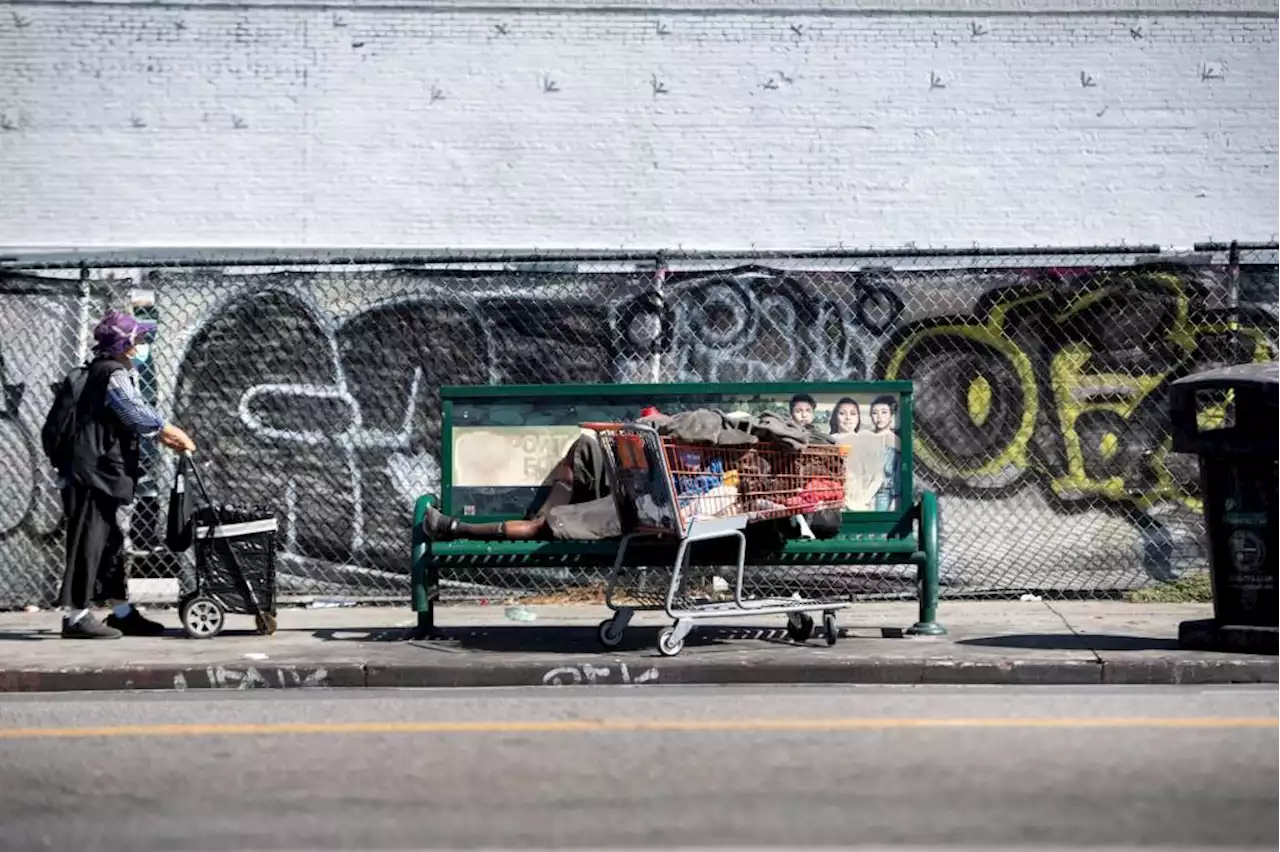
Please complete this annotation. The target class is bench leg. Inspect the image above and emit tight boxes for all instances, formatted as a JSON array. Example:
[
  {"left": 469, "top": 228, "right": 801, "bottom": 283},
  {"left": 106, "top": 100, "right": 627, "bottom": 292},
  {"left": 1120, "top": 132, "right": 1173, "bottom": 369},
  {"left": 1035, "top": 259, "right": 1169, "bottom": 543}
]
[
  {"left": 409, "top": 554, "right": 437, "bottom": 639},
  {"left": 410, "top": 495, "right": 439, "bottom": 640},
  {"left": 908, "top": 491, "right": 947, "bottom": 636}
]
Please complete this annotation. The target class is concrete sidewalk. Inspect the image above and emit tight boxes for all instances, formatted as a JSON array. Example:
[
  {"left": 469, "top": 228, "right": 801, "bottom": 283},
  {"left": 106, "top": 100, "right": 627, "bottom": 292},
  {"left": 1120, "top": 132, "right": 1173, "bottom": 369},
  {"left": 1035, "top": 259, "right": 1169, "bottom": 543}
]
[{"left": 0, "top": 600, "right": 1274, "bottom": 692}]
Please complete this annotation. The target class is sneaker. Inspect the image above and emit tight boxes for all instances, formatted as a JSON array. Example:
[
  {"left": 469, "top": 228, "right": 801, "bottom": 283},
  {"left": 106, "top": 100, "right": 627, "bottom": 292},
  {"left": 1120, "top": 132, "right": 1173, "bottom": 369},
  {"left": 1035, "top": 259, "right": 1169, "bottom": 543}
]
[
  {"left": 61, "top": 613, "right": 123, "bottom": 640},
  {"left": 421, "top": 506, "right": 458, "bottom": 541},
  {"left": 106, "top": 607, "right": 166, "bottom": 637}
]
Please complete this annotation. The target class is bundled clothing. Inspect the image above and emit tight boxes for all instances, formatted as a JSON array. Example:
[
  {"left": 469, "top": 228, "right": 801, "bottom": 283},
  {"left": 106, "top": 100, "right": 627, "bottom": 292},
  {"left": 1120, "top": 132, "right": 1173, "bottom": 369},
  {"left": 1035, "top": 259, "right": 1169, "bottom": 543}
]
[{"left": 640, "top": 408, "right": 834, "bottom": 451}]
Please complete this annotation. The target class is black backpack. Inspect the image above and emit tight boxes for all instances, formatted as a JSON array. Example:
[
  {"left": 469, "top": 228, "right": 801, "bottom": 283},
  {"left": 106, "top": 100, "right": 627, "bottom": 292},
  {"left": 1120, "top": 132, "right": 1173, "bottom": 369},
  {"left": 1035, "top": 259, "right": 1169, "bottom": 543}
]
[{"left": 40, "top": 361, "right": 119, "bottom": 474}]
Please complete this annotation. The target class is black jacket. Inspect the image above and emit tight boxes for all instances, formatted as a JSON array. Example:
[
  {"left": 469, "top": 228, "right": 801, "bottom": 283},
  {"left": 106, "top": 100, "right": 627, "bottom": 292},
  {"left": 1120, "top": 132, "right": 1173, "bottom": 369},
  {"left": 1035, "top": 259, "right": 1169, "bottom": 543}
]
[{"left": 69, "top": 357, "right": 143, "bottom": 500}]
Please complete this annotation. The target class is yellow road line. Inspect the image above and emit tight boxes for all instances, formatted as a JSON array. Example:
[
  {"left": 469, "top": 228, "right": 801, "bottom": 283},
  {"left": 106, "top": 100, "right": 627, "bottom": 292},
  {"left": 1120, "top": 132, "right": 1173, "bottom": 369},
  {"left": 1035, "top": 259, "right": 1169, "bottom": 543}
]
[{"left": 0, "top": 716, "right": 1275, "bottom": 740}]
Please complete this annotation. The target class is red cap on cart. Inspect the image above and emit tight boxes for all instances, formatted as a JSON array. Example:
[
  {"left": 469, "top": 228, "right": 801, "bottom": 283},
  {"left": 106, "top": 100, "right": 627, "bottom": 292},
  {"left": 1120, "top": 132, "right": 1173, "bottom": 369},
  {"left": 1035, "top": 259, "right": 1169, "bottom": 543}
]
[{"left": 639, "top": 405, "right": 663, "bottom": 418}]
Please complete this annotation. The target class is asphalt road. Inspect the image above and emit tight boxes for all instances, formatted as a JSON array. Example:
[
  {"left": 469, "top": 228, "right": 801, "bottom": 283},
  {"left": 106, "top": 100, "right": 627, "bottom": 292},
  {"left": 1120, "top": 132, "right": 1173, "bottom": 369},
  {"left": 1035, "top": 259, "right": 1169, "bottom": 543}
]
[{"left": 0, "top": 685, "right": 1275, "bottom": 852}]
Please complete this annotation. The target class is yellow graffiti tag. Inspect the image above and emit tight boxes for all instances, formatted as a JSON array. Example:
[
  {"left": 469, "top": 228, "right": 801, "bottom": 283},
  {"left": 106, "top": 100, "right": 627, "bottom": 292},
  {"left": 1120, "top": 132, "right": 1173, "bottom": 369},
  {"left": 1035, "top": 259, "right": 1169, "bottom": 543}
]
[{"left": 883, "top": 272, "right": 1277, "bottom": 510}]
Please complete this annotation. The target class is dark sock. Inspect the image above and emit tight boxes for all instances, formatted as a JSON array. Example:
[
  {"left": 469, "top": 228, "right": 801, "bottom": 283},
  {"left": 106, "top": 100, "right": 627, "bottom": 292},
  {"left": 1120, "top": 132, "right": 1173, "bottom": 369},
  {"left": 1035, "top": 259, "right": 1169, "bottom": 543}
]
[{"left": 425, "top": 507, "right": 509, "bottom": 541}]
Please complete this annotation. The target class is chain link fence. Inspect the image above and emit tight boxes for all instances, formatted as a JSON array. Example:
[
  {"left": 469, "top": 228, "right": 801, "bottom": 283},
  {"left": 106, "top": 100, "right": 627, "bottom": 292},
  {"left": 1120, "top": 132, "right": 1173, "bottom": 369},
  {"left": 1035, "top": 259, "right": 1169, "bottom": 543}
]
[{"left": 0, "top": 244, "right": 1275, "bottom": 609}]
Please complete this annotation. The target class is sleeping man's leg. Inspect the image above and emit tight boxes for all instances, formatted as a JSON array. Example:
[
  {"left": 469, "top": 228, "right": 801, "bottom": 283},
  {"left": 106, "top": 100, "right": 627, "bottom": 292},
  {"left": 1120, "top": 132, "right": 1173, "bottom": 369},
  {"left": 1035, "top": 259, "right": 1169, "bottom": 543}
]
[{"left": 422, "top": 433, "right": 610, "bottom": 542}]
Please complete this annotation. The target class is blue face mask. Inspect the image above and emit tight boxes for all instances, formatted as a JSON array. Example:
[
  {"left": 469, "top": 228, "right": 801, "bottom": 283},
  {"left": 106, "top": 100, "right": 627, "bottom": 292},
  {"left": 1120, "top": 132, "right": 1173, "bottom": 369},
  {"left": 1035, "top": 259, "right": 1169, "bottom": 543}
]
[{"left": 129, "top": 343, "right": 150, "bottom": 369}]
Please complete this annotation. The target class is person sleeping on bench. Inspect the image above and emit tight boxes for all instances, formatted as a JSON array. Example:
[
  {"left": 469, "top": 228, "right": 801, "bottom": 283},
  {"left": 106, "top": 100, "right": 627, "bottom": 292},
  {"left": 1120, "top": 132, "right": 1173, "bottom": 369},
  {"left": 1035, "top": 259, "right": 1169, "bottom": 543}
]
[
  {"left": 420, "top": 406, "right": 665, "bottom": 543},
  {"left": 420, "top": 404, "right": 840, "bottom": 545}
]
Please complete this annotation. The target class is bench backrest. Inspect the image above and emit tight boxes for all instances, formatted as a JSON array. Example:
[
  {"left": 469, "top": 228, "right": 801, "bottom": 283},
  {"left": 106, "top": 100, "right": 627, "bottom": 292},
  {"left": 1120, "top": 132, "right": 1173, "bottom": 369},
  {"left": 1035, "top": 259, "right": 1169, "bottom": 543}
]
[{"left": 439, "top": 381, "right": 916, "bottom": 530}]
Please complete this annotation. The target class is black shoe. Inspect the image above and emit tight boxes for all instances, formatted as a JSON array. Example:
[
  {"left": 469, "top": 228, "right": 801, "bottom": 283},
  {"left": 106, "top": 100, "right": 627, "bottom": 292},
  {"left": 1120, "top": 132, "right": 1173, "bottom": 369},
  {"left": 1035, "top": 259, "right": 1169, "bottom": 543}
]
[
  {"left": 106, "top": 607, "right": 166, "bottom": 637},
  {"left": 421, "top": 506, "right": 457, "bottom": 541},
  {"left": 61, "top": 613, "right": 123, "bottom": 640}
]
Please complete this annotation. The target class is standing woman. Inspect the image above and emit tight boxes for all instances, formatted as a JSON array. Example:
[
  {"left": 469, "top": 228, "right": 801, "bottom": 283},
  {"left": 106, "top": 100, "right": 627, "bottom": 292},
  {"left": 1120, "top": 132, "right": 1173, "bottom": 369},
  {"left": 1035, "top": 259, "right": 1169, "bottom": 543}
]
[{"left": 54, "top": 311, "right": 197, "bottom": 639}]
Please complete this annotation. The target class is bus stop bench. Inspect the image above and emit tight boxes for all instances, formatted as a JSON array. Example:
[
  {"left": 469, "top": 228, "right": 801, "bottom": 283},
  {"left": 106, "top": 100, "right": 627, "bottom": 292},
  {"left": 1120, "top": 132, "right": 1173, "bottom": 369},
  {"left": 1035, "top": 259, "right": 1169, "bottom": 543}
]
[{"left": 409, "top": 381, "right": 944, "bottom": 643}]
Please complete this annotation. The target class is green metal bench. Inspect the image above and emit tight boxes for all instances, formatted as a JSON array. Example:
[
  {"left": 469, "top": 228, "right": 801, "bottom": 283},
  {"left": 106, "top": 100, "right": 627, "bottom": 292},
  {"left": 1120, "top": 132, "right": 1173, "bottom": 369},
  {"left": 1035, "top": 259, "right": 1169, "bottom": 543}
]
[{"left": 410, "top": 381, "right": 945, "bottom": 646}]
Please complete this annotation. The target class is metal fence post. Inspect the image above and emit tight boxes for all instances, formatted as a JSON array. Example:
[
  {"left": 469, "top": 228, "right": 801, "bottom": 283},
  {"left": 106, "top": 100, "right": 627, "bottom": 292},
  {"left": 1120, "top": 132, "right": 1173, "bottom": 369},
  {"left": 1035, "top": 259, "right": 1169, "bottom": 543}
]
[{"left": 651, "top": 252, "right": 667, "bottom": 383}]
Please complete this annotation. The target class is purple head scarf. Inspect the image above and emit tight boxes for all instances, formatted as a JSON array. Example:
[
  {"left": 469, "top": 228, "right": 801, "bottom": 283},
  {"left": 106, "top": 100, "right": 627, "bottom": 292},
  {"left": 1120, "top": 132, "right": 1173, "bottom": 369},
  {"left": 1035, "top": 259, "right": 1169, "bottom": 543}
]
[{"left": 92, "top": 310, "right": 156, "bottom": 357}]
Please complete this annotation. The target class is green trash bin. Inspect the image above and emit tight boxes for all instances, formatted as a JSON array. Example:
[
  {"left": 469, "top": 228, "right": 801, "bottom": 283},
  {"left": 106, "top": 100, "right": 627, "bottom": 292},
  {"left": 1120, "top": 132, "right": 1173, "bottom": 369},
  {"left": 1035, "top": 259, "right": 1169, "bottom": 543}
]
[{"left": 1169, "top": 361, "right": 1278, "bottom": 655}]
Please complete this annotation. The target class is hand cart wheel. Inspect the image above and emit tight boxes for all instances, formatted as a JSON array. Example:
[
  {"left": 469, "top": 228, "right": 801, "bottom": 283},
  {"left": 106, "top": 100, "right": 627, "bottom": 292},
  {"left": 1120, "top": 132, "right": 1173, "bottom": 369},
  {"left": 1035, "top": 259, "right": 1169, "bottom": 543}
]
[
  {"left": 823, "top": 611, "right": 838, "bottom": 646},
  {"left": 597, "top": 617, "right": 625, "bottom": 649},
  {"left": 181, "top": 596, "right": 225, "bottom": 639},
  {"left": 785, "top": 612, "right": 815, "bottom": 643},
  {"left": 657, "top": 625, "right": 684, "bottom": 657}
]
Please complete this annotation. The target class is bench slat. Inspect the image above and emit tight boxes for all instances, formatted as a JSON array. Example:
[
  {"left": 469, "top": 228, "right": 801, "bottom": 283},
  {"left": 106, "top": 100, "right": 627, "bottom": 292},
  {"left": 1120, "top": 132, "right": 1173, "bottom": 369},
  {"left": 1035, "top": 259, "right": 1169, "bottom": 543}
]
[{"left": 428, "top": 536, "right": 919, "bottom": 559}]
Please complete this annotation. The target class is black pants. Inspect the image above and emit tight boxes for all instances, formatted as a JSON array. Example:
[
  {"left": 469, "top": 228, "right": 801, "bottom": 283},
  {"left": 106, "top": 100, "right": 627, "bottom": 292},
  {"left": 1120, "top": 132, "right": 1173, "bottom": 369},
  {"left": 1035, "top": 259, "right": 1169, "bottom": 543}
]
[{"left": 60, "top": 485, "right": 129, "bottom": 610}]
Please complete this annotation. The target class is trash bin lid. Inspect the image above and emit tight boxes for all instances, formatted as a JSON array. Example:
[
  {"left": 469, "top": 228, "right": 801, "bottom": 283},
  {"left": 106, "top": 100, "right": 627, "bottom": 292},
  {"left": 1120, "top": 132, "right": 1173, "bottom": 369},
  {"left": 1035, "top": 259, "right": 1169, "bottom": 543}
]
[{"left": 1170, "top": 361, "right": 1279, "bottom": 394}]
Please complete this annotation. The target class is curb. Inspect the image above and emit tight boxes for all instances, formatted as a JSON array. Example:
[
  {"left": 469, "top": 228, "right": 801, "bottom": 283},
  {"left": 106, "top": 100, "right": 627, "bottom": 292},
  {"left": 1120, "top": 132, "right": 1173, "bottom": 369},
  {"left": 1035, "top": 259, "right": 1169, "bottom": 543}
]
[{"left": 1, "top": 656, "right": 1275, "bottom": 692}]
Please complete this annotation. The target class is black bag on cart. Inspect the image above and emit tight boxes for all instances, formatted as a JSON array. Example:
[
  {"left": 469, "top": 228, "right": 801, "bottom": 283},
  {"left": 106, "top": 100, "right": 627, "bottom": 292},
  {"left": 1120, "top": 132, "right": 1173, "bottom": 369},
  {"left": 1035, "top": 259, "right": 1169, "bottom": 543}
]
[
  {"left": 168, "top": 454, "right": 279, "bottom": 639},
  {"left": 165, "top": 456, "right": 197, "bottom": 553}
]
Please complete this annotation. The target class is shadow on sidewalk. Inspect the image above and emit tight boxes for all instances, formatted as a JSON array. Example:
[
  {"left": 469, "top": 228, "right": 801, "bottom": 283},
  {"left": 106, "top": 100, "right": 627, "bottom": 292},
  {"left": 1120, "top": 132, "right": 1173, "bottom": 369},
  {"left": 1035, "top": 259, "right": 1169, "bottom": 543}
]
[
  {"left": 0, "top": 630, "right": 53, "bottom": 642},
  {"left": 958, "top": 633, "right": 1181, "bottom": 652},
  {"left": 311, "top": 624, "right": 814, "bottom": 653}
]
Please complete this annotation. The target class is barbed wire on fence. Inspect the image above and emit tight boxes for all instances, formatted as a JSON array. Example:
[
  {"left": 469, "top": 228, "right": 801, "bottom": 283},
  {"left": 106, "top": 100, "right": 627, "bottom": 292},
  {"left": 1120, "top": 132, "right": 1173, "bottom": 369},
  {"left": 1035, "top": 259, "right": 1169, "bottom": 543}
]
[{"left": 0, "top": 243, "right": 1275, "bottom": 608}]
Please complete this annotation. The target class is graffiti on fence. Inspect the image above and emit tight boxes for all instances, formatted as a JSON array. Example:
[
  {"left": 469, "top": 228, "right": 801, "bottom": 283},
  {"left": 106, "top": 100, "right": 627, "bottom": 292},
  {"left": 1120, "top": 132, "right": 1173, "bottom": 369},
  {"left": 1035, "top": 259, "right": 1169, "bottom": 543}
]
[
  {"left": 161, "top": 261, "right": 1277, "bottom": 580},
  {"left": 170, "top": 266, "right": 906, "bottom": 572},
  {"left": 2, "top": 256, "right": 1276, "bottom": 603},
  {"left": 0, "top": 338, "right": 34, "bottom": 538},
  {"left": 171, "top": 272, "right": 634, "bottom": 571},
  {"left": 0, "top": 277, "right": 87, "bottom": 602},
  {"left": 879, "top": 266, "right": 1278, "bottom": 511},
  {"left": 612, "top": 265, "right": 904, "bottom": 383}
]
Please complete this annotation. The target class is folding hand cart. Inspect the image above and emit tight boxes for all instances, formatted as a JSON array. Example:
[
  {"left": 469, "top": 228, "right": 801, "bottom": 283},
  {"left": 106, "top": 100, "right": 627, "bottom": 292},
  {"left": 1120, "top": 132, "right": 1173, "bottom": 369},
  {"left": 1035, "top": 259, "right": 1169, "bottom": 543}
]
[
  {"left": 586, "top": 422, "right": 851, "bottom": 656},
  {"left": 176, "top": 452, "right": 279, "bottom": 639}
]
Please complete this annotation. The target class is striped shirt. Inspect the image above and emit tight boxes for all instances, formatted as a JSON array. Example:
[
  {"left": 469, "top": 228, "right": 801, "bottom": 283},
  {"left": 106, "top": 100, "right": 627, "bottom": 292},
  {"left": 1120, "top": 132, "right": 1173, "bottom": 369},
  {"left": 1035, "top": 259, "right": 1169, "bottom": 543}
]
[{"left": 105, "top": 368, "right": 165, "bottom": 438}]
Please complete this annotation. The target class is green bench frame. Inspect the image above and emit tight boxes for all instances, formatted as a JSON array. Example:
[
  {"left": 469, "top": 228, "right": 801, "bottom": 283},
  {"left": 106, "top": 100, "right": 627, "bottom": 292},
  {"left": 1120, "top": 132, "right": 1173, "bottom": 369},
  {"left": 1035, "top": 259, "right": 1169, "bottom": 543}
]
[{"left": 410, "top": 381, "right": 944, "bottom": 639}]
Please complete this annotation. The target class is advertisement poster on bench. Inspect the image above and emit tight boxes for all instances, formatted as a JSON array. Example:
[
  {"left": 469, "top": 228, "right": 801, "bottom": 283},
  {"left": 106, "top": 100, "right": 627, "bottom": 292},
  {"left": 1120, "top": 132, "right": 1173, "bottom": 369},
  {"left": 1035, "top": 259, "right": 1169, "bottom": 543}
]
[
  {"left": 449, "top": 392, "right": 902, "bottom": 517},
  {"left": 769, "top": 391, "right": 902, "bottom": 513}
]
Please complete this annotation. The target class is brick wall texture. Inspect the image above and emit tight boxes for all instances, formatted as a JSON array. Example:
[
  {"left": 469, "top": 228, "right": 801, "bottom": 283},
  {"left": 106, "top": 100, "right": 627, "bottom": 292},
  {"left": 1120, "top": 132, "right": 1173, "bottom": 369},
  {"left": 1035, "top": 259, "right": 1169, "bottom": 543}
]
[{"left": 1, "top": 1, "right": 1276, "bottom": 249}]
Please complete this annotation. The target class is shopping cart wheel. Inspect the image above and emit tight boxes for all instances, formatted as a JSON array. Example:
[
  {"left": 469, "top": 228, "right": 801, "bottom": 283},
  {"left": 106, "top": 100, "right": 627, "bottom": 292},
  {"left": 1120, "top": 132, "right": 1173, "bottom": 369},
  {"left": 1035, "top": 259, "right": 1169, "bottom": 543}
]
[
  {"left": 657, "top": 626, "right": 684, "bottom": 657},
  {"left": 823, "top": 611, "right": 838, "bottom": 646},
  {"left": 597, "top": 618, "right": 625, "bottom": 649},
  {"left": 180, "top": 596, "right": 225, "bottom": 639},
  {"left": 785, "top": 612, "right": 815, "bottom": 643},
  {"left": 255, "top": 612, "right": 277, "bottom": 636}
]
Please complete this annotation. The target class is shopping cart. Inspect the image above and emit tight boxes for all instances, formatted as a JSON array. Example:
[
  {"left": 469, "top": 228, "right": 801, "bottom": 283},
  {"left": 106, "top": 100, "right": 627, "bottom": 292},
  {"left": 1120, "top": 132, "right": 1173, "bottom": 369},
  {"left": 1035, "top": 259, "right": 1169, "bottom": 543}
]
[{"left": 585, "top": 421, "right": 852, "bottom": 656}]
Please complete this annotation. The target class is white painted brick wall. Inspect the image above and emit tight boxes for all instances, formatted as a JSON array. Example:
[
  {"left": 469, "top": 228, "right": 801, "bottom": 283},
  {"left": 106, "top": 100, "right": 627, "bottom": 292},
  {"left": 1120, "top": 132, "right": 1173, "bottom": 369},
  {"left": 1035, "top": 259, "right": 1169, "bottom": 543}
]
[{"left": 0, "top": 1, "right": 1276, "bottom": 249}]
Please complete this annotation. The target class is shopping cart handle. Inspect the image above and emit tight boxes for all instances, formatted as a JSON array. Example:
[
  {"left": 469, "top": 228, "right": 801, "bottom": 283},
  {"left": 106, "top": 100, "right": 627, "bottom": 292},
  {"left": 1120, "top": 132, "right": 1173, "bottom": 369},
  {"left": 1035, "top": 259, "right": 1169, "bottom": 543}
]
[{"left": 581, "top": 422, "right": 626, "bottom": 431}]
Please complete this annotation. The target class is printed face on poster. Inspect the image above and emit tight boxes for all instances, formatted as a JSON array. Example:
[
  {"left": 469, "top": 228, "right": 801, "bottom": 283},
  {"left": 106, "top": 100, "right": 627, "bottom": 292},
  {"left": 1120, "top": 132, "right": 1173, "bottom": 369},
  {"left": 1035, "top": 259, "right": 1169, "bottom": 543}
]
[{"left": 756, "top": 392, "right": 902, "bottom": 513}]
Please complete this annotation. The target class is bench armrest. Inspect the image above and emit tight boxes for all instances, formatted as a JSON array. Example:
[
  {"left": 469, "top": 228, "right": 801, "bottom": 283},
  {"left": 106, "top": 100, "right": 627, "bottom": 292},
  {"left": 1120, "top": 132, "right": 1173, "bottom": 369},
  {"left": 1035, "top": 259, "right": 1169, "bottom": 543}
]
[{"left": 410, "top": 494, "right": 439, "bottom": 617}]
